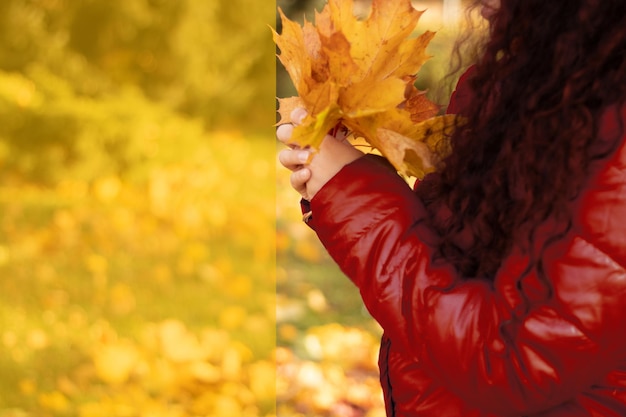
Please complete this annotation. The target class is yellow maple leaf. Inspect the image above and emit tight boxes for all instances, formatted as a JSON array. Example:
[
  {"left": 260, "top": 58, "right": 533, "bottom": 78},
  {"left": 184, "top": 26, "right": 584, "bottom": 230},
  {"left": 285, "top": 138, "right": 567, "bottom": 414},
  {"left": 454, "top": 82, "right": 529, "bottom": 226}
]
[
  {"left": 274, "top": 0, "right": 457, "bottom": 178},
  {"left": 92, "top": 340, "right": 139, "bottom": 385}
]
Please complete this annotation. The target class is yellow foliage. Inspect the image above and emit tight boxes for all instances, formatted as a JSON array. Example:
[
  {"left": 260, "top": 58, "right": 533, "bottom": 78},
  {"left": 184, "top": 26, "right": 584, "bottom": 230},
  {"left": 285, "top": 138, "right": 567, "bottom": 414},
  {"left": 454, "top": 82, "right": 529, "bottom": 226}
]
[
  {"left": 19, "top": 379, "right": 37, "bottom": 396},
  {"left": 275, "top": 0, "right": 457, "bottom": 178},
  {"left": 223, "top": 274, "right": 253, "bottom": 299},
  {"left": 0, "top": 71, "right": 42, "bottom": 108},
  {"left": 85, "top": 253, "right": 108, "bottom": 276},
  {"left": 157, "top": 319, "right": 206, "bottom": 363},
  {"left": 213, "top": 395, "right": 243, "bottom": 415},
  {"left": 26, "top": 329, "right": 49, "bottom": 350},
  {"left": 93, "top": 175, "right": 122, "bottom": 203},
  {"left": 138, "top": 402, "right": 186, "bottom": 417},
  {"left": 278, "top": 323, "right": 299, "bottom": 343},
  {"left": 219, "top": 305, "right": 248, "bottom": 330},
  {"left": 221, "top": 346, "right": 243, "bottom": 381},
  {"left": 92, "top": 340, "right": 140, "bottom": 385},
  {"left": 249, "top": 360, "right": 276, "bottom": 402},
  {"left": 277, "top": 322, "right": 385, "bottom": 415},
  {"left": 0, "top": 245, "right": 9, "bottom": 266},
  {"left": 294, "top": 238, "right": 323, "bottom": 263},
  {"left": 198, "top": 328, "right": 231, "bottom": 362},
  {"left": 0, "top": 2, "right": 278, "bottom": 416},
  {"left": 38, "top": 391, "right": 70, "bottom": 413},
  {"left": 109, "top": 283, "right": 137, "bottom": 316}
]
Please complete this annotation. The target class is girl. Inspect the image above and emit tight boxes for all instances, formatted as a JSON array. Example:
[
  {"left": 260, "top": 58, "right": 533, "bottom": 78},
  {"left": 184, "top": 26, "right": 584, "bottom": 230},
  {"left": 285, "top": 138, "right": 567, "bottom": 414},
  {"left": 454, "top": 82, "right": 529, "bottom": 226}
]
[{"left": 277, "top": 0, "right": 626, "bottom": 415}]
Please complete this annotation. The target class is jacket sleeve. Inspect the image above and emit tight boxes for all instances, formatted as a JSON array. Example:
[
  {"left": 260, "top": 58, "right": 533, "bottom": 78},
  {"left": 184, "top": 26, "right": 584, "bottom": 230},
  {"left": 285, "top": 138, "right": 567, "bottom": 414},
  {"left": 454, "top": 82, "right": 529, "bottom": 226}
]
[{"left": 306, "top": 154, "right": 626, "bottom": 416}]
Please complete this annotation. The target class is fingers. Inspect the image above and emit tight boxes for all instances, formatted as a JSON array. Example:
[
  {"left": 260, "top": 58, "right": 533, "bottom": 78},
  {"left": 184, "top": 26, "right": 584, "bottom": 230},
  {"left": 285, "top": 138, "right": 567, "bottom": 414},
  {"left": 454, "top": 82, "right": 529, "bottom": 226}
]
[
  {"left": 279, "top": 147, "right": 312, "bottom": 200},
  {"left": 276, "top": 107, "right": 307, "bottom": 149},
  {"left": 277, "top": 107, "right": 351, "bottom": 150},
  {"left": 291, "top": 107, "right": 307, "bottom": 124},
  {"left": 278, "top": 107, "right": 312, "bottom": 200},
  {"left": 278, "top": 148, "right": 312, "bottom": 171},
  {"left": 276, "top": 123, "right": 294, "bottom": 145},
  {"left": 277, "top": 106, "right": 362, "bottom": 201},
  {"left": 290, "top": 167, "right": 311, "bottom": 199},
  {"left": 276, "top": 107, "right": 308, "bottom": 146}
]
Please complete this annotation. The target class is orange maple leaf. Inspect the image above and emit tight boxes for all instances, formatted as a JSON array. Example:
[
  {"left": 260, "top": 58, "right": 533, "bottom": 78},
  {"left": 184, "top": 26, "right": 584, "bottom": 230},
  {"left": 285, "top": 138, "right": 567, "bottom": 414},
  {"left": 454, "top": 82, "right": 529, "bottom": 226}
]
[{"left": 274, "top": 0, "right": 457, "bottom": 178}]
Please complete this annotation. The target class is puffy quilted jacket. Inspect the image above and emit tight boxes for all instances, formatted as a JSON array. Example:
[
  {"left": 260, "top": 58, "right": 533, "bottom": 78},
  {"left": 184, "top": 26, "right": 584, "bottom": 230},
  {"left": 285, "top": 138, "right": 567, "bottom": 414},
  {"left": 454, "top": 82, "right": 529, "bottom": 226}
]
[{"left": 302, "top": 70, "right": 626, "bottom": 416}]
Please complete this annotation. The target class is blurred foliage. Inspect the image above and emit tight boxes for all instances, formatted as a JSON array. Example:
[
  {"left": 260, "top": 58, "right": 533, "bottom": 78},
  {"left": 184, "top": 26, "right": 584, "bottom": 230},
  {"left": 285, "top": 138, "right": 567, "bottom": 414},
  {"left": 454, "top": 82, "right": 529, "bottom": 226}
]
[
  {"left": 276, "top": 165, "right": 387, "bottom": 417},
  {"left": 0, "top": 134, "right": 277, "bottom": 416},
  {"left": 0, "top": 0, "right": 274, "bottom": 126},
  {"left": 0, "top": 0, "right": 275, "bottom": 183},
  {"left": 0, "top": 0, "right": 277, "bottom": 415}
]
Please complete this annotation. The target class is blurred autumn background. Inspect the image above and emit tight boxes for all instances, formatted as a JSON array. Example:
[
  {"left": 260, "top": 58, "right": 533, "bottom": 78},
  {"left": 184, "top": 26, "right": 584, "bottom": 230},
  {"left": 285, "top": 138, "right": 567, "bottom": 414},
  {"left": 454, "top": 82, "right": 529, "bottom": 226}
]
[
  {"left": 275, "top": 1, "right": 465, "bottom": 416},
  {"left": 0, "top": 0, "right": 275, "bottom": 416},
  {"left": 0, "top": 0, "right": 464, "bottom": 415}
]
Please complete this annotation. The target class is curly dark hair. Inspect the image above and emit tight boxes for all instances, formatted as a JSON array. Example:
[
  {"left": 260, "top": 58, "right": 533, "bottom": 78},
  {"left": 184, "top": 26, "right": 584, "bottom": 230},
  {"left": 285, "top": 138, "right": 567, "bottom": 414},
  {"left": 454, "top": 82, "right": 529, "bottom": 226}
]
[{"left": 418, "top": 0, "right": 626, "bottom": 280}]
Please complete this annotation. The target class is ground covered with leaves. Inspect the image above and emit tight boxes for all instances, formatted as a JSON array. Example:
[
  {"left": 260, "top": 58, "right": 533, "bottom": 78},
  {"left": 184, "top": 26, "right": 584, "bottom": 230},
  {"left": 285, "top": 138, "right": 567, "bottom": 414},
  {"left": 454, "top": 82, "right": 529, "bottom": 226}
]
[
  {"left": 0, "top": 129, "right": 276, "bottom": 416},
  {"left": 276, "top": 168, "right": 386, "bottom": 417},
  {"left": 0, "top": 1, "right": 277, "bottom": 414}
]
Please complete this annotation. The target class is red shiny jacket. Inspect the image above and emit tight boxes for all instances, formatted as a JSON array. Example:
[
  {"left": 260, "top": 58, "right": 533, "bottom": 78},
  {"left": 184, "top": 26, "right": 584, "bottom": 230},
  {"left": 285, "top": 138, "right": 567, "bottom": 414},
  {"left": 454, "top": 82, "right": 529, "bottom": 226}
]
[{"left": 302, "top": 71, "right": 626, "bottom": 416}]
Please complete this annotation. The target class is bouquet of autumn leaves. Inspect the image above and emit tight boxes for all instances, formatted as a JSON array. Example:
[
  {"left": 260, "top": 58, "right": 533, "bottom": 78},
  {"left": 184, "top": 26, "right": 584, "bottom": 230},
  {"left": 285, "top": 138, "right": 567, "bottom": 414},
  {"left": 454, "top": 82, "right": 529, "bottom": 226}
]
[{"left": 274, "top": 0, "right": 456, "bottom": 179}]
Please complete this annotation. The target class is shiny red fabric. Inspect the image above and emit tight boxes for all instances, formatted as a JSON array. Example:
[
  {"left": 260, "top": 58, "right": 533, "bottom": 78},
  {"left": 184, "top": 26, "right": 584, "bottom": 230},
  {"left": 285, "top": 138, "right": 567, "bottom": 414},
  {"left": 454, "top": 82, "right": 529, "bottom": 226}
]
[{"left": 303, "top": 72, "right": 626, "bottom": 416}]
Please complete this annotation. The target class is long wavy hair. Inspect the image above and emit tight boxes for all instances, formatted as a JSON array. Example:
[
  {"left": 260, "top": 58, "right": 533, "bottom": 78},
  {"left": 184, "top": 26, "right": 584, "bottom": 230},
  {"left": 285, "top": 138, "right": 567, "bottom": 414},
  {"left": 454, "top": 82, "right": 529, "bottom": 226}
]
[{"left": 418, "top": 0, "right": 626, "bottom": 280}]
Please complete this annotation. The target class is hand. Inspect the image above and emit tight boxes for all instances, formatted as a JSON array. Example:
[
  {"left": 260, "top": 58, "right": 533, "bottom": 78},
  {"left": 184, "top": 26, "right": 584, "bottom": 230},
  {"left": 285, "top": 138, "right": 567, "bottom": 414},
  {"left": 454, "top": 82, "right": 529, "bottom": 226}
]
[{"left": 277, "top": 108, "right": 363, "bottom": 201}]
